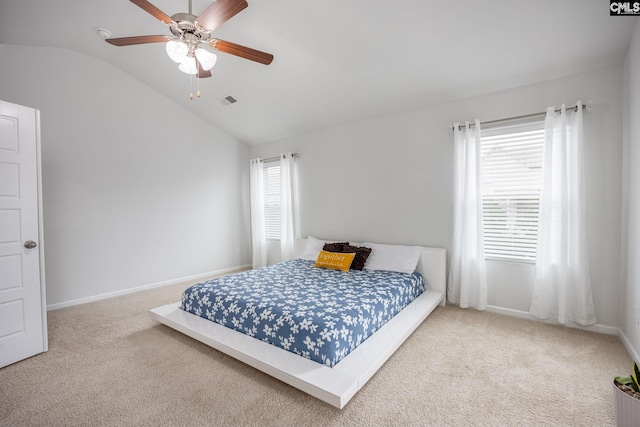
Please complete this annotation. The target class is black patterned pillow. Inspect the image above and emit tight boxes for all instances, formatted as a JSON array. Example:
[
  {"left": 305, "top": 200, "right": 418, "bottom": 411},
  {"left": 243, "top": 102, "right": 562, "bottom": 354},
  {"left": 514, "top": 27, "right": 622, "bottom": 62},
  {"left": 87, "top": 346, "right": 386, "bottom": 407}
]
[
  {"left": 322, "top": 242, "right": 349, "bottom": 253},
  {"left": 343, "top": 245, "right": 372, "bottom": 270}
]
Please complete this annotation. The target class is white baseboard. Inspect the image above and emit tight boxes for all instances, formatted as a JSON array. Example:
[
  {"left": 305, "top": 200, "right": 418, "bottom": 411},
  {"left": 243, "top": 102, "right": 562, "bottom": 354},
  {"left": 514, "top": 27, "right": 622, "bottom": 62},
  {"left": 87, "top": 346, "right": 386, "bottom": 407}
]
[
  {"left": 46, "top": 264, "right": 252, "bottom": 311},
  {"left": 618, "top": 329, "right": 640, "bottom": 364},
  {"left": 485, "top": 305, "right": 620, "bottom": 336}
]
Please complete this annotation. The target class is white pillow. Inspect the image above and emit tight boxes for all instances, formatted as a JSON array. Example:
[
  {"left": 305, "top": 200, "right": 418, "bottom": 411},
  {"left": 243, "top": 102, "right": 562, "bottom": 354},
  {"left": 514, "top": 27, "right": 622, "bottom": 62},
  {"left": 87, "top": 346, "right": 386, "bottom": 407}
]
[
  {"left": 298, "top": 236, "right": 327, "bottom": 261},
  {"left": 362, "top": 242, "right": 423, "bottom": 274}
]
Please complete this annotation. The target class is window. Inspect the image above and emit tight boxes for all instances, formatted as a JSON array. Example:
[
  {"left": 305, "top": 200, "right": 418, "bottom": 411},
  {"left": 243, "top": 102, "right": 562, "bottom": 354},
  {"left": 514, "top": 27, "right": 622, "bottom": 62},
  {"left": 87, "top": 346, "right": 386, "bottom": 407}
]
[
  {"left": 263, "top": 161, "right": 280, "bottom": 240},
  {"left": 481, "top": 121, "right": 544, "bottom": 262}
]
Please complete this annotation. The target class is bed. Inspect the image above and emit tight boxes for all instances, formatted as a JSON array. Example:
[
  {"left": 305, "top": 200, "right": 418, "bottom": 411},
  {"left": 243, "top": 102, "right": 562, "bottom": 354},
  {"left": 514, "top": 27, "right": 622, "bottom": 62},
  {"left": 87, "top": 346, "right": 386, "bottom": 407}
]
[{"left": 150, "top": 239, "right": 446, "bottom": 408}]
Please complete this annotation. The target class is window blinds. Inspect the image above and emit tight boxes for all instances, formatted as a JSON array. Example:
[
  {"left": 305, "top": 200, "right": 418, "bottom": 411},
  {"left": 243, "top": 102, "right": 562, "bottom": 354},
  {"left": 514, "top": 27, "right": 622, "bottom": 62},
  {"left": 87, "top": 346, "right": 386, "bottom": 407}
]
[
  {"left": 481, "top": 122, "right": 544, "bottom": 261},
  {"left": 263, "top": 162, "right": 281, "bottom": 240}
]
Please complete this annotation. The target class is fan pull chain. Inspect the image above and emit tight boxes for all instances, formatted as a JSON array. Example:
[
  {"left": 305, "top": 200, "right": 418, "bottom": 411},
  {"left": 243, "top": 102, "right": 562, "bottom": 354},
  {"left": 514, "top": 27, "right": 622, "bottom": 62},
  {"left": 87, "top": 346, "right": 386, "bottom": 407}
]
[{"left": 188, "top": 71, "right": 201, "bottom": 100}]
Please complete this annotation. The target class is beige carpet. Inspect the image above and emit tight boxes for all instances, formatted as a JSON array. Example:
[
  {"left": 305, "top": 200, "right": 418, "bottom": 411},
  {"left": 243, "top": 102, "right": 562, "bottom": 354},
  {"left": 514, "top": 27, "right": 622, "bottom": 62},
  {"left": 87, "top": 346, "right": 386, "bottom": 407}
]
[{"left": 0, "top": 274, "right": 634, "bottom": 427}]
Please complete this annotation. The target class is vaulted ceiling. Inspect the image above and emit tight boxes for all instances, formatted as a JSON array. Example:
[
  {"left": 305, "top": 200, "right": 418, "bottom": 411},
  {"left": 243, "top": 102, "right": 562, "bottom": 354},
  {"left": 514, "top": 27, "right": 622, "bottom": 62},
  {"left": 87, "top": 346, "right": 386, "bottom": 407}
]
[{"left": 0, "top": 1, "right": 636, "bottom": 145}]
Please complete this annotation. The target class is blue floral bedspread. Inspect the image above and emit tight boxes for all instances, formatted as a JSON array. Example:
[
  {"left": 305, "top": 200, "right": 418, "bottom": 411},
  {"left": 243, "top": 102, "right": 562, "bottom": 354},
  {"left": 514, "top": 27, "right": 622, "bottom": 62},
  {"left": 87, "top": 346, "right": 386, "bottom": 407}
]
[{"left": 181, "top": 259, "right": 424, "bottom": 367}]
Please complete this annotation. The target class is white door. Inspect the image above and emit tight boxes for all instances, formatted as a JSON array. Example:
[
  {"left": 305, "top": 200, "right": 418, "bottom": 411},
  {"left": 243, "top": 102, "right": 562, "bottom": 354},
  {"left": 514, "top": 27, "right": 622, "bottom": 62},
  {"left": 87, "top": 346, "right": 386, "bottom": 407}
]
[{"left": 0, "top": 100, "right": 47, "bottom": 368}]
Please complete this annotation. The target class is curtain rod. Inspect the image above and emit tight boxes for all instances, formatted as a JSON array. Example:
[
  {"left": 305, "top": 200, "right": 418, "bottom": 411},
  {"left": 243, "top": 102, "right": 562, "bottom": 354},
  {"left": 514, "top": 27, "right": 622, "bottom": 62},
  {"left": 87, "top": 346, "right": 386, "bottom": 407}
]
[
  {"left": 449, "top": 101, "right": 592, "bottom": 132},
  {"left": 254, "top": 152, "right": 300, "bottom": 163}
]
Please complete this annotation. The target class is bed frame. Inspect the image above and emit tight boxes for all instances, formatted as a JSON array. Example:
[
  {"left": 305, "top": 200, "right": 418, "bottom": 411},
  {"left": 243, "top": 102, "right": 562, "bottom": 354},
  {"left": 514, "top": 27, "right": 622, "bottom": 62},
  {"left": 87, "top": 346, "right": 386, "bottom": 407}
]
[{"left": 149, "top": 241, "right": 446, "bottom": 409}]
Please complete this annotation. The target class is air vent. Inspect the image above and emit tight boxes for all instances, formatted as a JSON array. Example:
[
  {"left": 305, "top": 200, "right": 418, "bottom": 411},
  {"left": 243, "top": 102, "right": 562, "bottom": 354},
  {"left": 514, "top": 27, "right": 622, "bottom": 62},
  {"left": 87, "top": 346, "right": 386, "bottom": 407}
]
[{"left": 217, "top": 95, "right": 238, "bottom": 106}]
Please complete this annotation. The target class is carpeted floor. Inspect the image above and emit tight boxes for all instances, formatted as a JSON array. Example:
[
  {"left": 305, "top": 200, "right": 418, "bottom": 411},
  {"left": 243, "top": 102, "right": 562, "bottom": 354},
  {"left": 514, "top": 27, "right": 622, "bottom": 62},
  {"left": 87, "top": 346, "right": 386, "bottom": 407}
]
[{"left": 0, "top": 273, "right": 634, "bottom": 426}]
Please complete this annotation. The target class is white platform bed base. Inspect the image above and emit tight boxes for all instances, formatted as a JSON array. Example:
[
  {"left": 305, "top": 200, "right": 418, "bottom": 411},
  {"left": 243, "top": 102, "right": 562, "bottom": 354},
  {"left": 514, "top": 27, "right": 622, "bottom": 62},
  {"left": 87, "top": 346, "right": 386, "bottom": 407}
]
[{"left": 150, "top": 246, "right": 446, "bottom": 409}]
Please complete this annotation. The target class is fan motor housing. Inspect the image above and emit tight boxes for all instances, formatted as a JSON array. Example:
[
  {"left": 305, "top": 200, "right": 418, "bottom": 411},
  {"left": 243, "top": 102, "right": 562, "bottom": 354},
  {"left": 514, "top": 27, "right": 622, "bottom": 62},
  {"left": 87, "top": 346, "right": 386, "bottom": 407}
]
[{"left": 169, "top": 13, "right": 209, "bottom": 41}]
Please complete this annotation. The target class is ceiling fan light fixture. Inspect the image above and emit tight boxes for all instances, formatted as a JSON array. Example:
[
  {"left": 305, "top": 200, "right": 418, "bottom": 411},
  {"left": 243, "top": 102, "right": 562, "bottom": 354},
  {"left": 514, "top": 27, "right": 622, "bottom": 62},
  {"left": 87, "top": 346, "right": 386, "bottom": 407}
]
[
  {"left": 178, "top": 56, "right": 198, "bottom": 74},
  {"left": 107, "top": 0, "right": 274, "bottom": 86},
  {"left": 195, "top": 48, "right": 217, "bottom": 71},
  {"left": 166, "top": 40, "right": 188, "bottom": 63}
]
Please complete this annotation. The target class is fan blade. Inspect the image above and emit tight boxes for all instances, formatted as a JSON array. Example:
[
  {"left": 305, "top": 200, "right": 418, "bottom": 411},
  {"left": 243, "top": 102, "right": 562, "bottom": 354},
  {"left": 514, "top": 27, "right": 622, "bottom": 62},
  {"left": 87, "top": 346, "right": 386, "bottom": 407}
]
[
  {"left": 196, "top": 59, "right": 212, "bottom": 78},
  {"left": 197, "top": 0, "right": 248, "bottom": 32},
  {"left": 210, "top": 39, "right": 273, "bottom": 65},
  {"left": 106, "top": 35, "right": 170, "bottom": 46},
  {"left": 130, "top": 0, "right": 174, "bottom": 25}
]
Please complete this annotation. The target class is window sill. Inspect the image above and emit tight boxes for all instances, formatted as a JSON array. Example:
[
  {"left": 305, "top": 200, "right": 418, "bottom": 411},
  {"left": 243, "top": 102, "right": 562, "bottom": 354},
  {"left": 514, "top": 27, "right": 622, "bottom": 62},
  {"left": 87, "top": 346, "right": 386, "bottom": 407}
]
[{"left": 485, "top": 256, "right": 535, "bottom": 265}]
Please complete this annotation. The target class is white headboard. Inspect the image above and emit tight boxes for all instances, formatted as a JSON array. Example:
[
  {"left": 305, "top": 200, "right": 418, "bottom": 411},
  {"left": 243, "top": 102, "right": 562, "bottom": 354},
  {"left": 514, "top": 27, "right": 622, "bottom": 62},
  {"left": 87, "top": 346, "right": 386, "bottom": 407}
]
[
  {"left": 416, "top": 247, "right": 447, "bottom": 307},
  {"left": 294, "top": 239, "right": 446, "bottom": 307}
]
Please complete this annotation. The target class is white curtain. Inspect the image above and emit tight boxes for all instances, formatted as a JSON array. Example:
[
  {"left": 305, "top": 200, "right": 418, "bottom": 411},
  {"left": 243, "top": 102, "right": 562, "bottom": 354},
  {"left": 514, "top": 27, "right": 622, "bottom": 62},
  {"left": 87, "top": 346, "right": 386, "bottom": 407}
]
[
  {"left": 530, "top": 102, "right": 596, "bottom": 325},
  {"left": 448, "top": 120, "right": 488, "bottom": 310},
  {"left": 280, "top": 153, "right": 298, "bottom": 261},
  {"left": 249, "top": 158, "right": 267, "bottom": 269}
]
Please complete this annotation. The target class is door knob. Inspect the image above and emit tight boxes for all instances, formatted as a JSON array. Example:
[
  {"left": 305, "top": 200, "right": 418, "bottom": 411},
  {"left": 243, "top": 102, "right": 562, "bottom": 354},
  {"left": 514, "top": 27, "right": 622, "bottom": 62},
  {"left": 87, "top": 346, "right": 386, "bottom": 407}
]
[{"left": 24, "top": 240, "right": 37, "bottom": 249}]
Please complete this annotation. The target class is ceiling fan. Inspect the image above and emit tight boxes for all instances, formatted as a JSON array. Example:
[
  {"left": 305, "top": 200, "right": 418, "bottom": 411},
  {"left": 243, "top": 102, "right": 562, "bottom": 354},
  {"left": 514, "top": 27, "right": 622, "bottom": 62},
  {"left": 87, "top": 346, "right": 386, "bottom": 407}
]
[{"left": 105, "top": 0, "right": 273, "bottom": 79}]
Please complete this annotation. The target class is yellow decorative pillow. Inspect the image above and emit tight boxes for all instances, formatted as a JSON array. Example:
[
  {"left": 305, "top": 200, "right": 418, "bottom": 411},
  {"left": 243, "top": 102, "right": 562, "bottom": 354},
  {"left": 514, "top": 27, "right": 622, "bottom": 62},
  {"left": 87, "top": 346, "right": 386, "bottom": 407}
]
[{"left": 313, "top": 250, "right": 356, "bottom": 272}]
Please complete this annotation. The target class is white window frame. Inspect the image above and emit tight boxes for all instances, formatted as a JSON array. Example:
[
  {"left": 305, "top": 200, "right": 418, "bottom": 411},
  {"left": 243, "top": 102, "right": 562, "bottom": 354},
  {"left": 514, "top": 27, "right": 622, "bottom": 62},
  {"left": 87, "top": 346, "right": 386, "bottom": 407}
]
[
  {"left": 480, "top": 121, "right": 545, "bottom": 262},
  {"left": 263, "top": 161, "right": 281, "bottom": 240}
]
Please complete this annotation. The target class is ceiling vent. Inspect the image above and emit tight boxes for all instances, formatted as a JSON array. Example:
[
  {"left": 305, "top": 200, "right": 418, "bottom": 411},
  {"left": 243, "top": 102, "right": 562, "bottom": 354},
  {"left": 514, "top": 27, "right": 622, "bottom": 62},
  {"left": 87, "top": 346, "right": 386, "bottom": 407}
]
[{"left": 218, "top": 95, "right": 238, "bottom": 106}]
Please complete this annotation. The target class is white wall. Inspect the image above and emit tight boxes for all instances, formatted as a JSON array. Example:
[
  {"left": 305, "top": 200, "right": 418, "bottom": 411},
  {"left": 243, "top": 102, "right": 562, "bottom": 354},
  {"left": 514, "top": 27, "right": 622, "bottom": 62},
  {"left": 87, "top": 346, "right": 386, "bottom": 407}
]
[
  {"left": 0, "top": 45, "right": 252, "bottom": 307},
  {"left": 621, "top": 19, "right": 640, "bottom": 362},
  {"left": 250, "top": 65, "right": 624, "bottom": 331}
]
